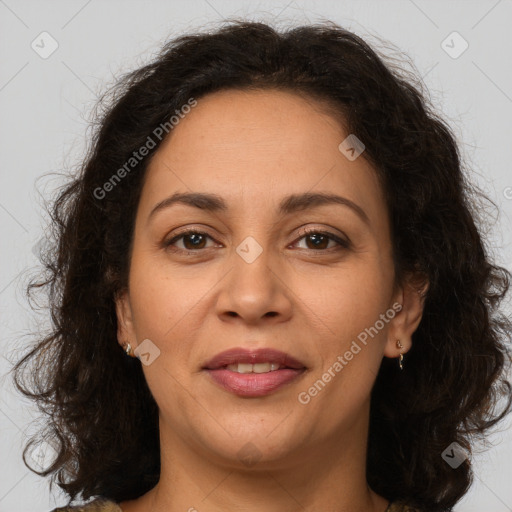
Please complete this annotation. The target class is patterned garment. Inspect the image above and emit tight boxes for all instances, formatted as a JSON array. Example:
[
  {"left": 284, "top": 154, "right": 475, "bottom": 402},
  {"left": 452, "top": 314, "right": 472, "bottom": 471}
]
[
  {"left": 387, "top": 501, "right": 421, "bottom": 512},
  {"left": 51, "top": 499, "right": 122, "bottom": 512},
  {"left": 51, "top": 497, "right": 419, "bottom": 511}
]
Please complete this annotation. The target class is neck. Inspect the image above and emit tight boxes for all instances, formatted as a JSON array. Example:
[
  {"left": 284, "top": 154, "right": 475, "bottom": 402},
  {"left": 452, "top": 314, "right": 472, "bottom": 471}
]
[{"left": 122, "top": 405, "right": 389, "bottom": 512}]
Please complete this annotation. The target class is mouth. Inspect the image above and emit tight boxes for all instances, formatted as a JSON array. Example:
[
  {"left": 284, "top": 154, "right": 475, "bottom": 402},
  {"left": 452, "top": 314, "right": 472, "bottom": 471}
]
[{"left": 202, "top": 347, "right": 307, "bottom": 397}]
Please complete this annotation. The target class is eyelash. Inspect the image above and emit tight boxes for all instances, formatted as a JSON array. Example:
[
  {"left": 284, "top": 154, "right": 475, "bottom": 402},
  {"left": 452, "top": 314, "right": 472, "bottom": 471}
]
[{"left": 163, "top": 228, "right": 350, "bottom": 253}]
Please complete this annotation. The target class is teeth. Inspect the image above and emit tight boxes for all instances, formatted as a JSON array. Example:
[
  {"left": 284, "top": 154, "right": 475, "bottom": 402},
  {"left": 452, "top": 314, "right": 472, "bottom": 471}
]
[
  {"left": 226, "top": 362, "right": 281, "bottom": 373},
  {"left": 234, "top": 363, "right": 254, "bottom": 374}
]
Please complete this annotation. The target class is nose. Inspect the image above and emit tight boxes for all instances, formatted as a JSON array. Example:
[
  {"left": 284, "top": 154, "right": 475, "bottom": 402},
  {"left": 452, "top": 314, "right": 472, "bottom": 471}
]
[{"left": 215, "top": 243, "right": 293, "bottom": 326}]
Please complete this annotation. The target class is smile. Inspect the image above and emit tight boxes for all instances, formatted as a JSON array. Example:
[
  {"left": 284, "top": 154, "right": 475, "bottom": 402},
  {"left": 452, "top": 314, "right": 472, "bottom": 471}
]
[{"left": 202, "top": 347, "right": 307, "bottom": 397}]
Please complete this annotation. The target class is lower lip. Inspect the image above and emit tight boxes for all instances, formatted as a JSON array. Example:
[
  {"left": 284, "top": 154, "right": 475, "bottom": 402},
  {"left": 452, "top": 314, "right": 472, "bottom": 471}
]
[{"left": 204, "top": 368, "right": 305, "bottom": 397}]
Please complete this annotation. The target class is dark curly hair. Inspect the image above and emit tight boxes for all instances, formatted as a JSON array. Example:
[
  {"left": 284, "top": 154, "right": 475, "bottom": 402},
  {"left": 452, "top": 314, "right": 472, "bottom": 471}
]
[{"left": 12, "top": 19, "right": 512, "bottom": 512}]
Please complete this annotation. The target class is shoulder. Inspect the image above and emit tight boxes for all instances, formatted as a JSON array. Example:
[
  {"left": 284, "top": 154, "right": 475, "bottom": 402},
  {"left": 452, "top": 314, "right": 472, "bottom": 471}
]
[
  {"left": 387, "top": 501, "right": 422, "bottom": 512},
  {"left": 50, "top": 498, "right": 122, "bottom": 512}
]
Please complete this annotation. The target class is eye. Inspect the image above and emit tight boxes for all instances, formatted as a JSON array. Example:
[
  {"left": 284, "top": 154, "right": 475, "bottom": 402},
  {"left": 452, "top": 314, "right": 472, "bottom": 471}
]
[
  {"left": 292, "top": 229, "right": 350, "bottom": 251},
  {"left": 164, "top": 230, "right": 218, "bottom": 251}
]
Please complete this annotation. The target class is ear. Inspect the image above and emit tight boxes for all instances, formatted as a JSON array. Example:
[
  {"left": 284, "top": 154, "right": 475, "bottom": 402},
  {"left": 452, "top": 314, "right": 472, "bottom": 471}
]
[
  {"left": 384, "top": 273, "right": 429, "bottom": 359},
  {"left": 115, "top": 290, "right": 137, "bottom": 351}
]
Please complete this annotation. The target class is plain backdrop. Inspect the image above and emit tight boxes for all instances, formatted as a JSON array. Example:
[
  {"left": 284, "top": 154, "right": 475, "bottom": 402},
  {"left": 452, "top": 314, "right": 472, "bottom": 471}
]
[{"left": 1, "top": 1, "right": 511, "bottom": 511}]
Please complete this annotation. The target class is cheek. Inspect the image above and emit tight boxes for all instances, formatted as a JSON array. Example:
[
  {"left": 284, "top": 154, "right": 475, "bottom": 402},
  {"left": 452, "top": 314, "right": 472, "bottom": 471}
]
[
  {"left": 296, "top": 269, "right": 391, "bottom": 423},
  {"left": 296, "top": 263, "right": 393, "bottom": 410},
  {"left": 128, "top": 253, "right": 209, "bottom": 338},
  {"left": 126, "top": 250, "right": 223, "bottom": 385},
  {"left": 298, "top": 259, "right": 392, "bottom": 342}
]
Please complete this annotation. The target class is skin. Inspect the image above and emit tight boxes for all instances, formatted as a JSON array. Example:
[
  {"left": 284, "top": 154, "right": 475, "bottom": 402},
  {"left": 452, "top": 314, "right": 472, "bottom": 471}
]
[{"left": 115, "top": 88, "right": 426, "bottom": 512}]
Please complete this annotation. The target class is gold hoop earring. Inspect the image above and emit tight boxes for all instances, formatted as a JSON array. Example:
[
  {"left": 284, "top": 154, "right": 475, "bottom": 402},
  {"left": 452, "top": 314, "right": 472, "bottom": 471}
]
[{"left": 396, "top": 340, "right": 404, "bottom": 370}]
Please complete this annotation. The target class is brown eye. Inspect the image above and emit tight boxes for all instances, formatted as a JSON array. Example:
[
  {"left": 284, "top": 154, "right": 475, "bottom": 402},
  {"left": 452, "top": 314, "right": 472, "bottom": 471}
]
[
  {"left": 304, "top": 233, "right": 330, "bottom": 250},
  {"left": 165, "top": 230, "right": 216, "bottom": 251},
  {"left": 182, "top": 233, "right": 207, "bottom": 249},
  {"left": 294, "top": 230, "right": 350, "bottom": 251}
]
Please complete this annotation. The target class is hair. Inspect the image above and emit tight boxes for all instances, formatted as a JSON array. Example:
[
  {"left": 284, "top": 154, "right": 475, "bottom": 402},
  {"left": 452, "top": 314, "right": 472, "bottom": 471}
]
[{"left": 12, "top": 19, "right": 512, "bottom": 512}]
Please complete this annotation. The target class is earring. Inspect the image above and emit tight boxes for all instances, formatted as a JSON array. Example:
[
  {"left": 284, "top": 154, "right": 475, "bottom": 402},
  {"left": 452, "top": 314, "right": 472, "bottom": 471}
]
[
  {"left": 396, "top": 340, "right": 404, "bottom": 370},
  {"left": 124, "top": 343, "right": 134, "bottom": 357}
]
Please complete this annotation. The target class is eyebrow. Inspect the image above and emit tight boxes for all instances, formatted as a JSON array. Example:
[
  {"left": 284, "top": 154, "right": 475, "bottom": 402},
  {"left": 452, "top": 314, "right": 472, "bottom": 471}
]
[{"left": 147, "top": 191, "right": 370, "bottom": 226}]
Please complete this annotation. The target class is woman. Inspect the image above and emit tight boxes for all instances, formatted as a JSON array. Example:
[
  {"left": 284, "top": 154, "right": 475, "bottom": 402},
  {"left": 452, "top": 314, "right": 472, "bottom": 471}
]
[{"left": 13, "top": 20, "right": 512, "bottom": 512}]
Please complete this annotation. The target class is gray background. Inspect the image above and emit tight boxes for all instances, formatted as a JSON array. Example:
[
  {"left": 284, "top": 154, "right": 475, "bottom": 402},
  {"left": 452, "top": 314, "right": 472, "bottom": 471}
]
[{"left": 1, "top": 1, "right": 511, "bottom": 511}]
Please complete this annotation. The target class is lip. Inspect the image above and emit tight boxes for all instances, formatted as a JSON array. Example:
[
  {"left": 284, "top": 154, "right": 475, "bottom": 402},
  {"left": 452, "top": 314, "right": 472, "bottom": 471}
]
[{"left": 202, "top": 348, "right": 307, "bottom": 398}]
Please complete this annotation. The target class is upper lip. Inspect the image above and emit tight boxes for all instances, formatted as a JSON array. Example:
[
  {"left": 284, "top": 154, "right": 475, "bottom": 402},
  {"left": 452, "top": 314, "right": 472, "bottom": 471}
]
[{"left": 202, "top": 348, "right": 306, "bottom": 370}]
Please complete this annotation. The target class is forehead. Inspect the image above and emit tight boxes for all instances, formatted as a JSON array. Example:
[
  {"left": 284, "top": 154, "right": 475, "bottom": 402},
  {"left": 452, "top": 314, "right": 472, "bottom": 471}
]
[
  {"left": 139, "top": 88, "right": 386, "bottom": 226},
  {"left": 156, "top": 88, "right": 347, "bottom": 173}
]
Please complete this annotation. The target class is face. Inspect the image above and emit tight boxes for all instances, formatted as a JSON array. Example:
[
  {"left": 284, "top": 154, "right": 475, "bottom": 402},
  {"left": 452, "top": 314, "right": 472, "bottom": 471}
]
[{"left": 116, "top": 88, "right": 423, "bottom": 468}]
